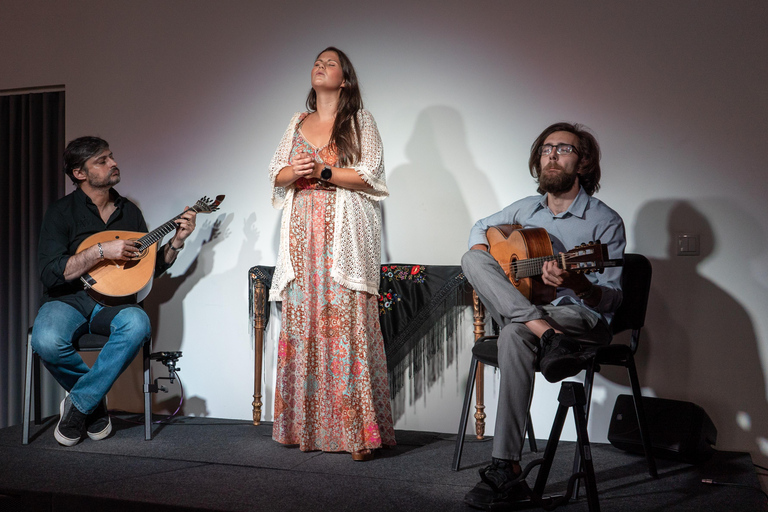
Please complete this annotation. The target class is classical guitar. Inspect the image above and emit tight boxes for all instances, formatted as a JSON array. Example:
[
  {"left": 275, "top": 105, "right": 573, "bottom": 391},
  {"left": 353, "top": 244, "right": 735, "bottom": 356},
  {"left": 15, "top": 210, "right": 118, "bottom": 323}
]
[
  {"left": 78, "top": 195, "right": 225, "bottom": 306},
  {"left": 487, "top": 224, "right": 622, "bottom": 305}
]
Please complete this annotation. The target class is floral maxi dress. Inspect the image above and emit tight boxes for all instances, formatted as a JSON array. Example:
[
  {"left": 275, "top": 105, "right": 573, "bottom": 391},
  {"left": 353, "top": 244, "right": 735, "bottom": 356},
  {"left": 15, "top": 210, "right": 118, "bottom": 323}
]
[{"left": 272, "top": 117, "right": 396, "bottom": 453}]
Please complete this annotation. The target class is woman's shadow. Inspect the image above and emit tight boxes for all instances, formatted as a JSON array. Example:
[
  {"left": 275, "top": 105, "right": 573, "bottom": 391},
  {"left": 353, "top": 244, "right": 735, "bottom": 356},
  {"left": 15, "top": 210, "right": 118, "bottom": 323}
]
[{"left": 600, "top": 199, "right": 768, "bottom": 467}]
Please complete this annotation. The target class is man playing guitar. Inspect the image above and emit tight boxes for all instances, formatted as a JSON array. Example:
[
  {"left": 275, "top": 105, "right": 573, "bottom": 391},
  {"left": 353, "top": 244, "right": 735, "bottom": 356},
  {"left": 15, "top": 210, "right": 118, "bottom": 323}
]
[
  {"left": 31, "top": 136, "right": 197, "bottom": 447},
  {"left": 462, "top": 123, "right": 625, "bottom": 510}
]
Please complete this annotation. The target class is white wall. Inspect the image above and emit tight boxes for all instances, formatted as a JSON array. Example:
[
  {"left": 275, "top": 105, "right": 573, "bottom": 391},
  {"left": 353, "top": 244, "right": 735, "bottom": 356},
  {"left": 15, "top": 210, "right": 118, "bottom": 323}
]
[{"left": 3, "top": 0, "right": 768, "bottom": 473}]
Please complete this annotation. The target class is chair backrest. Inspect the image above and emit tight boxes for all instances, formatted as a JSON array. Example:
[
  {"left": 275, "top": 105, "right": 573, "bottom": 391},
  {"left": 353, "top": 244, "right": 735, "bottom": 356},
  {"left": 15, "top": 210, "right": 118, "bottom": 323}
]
[{"left": 610, "top": 253, "right": 652, "bottom": 345}]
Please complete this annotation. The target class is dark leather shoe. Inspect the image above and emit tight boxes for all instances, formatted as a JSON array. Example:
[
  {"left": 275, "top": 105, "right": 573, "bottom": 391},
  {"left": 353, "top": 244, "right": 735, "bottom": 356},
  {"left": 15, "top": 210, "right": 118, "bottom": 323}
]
[
  {"left": 464, "top": 458, "right": 531, "bottom": 510},
  {"left": 538, "top": 329, "right": 593, "bottom": 383}
]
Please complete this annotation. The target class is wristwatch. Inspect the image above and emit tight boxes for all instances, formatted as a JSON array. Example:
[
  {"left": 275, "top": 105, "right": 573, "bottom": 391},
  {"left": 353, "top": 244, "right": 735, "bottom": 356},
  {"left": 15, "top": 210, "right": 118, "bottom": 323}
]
[{"left": 320, "top": 166, "right": 333, "bottom": 181}]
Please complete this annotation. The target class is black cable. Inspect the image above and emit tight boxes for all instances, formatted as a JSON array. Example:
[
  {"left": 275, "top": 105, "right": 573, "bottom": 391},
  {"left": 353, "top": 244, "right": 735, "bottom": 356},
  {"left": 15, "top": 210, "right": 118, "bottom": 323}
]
[
  {"left": 701, "top": 479, "right": 768, "bottom": 502},
  {"left": 754, "top": 463, "right": 768, "bottom": 472}
]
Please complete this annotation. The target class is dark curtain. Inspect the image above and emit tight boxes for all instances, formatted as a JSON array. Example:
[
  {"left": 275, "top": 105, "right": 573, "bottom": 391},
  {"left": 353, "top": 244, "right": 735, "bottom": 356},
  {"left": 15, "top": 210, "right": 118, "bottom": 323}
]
[{"left": 0, "top": 91, "right": 65, "bottom": 428}]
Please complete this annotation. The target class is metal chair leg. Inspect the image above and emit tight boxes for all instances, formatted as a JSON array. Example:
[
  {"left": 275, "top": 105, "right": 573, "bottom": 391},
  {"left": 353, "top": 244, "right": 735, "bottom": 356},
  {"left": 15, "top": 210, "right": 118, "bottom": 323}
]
[
  {"left": 22, "top": 332, "right": 34, "bottom": 445},
  {"left": 626, "top": 357, "right": 657, "bottom": 478},
  {"left": 526, "top": 413, "right": 538, "bottom": 452},
  {"left": 572, "top": 362, "right": 597, "bottom": 498},
  {"left": 143, "top": 341, "right": 152, "bottom": 441}
]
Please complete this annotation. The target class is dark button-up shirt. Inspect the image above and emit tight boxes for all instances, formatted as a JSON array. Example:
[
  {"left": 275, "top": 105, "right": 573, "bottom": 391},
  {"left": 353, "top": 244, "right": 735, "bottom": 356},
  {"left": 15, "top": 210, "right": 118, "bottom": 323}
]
[{"left": 38, "top": 187, "right": 172, "bottom": 317}]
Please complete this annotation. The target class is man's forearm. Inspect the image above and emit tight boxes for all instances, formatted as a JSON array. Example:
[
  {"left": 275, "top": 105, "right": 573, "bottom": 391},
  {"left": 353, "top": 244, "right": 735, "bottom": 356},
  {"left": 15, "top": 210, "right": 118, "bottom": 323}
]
[
  {"left": 62, "top": 244, "right": 101, "bottom": 281},
  {"left": 162, "top": 237, "right": 184, "bottom": 264}
]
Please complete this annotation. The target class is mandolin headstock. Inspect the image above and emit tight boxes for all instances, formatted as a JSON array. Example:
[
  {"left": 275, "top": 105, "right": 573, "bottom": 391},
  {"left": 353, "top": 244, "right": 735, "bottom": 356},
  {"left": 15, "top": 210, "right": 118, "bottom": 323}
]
[{"left": 193, "top": 195, "right": 225, "bottom": 214}]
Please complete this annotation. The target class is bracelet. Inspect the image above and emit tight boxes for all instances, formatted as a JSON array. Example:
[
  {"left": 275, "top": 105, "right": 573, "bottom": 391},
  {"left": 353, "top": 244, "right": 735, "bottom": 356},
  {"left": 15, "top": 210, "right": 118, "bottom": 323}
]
[
  {"left": 168, "top": 242, "right": 184, "bottom": 252},
  {"left": 577, "top": 284, "right": 596, "bottom": 300},
  {"left": 97, "top": 243, "right": 104, "bottom": 259}
]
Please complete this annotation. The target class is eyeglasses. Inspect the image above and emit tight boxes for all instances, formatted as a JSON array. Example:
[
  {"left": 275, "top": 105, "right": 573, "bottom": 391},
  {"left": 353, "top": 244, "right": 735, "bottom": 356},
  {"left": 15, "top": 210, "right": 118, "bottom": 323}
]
[{"left": 538, "top": 143, "right": 579, "bottom": 156}]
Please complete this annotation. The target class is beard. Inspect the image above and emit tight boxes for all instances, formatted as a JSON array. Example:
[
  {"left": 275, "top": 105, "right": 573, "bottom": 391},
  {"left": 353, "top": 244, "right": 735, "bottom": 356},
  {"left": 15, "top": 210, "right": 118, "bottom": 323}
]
[
  {"left": 86, "top": 167, "right": 121, "bottom": 188},
  {"left": 539, "top": 165, "right": 578, "bottom": 194}
]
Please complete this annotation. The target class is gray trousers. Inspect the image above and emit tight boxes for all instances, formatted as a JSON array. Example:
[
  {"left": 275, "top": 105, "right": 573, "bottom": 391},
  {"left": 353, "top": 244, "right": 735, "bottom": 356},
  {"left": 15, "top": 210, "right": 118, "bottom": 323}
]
[{"left": 460, "top": 249, "right": 612, "bottom": 460}]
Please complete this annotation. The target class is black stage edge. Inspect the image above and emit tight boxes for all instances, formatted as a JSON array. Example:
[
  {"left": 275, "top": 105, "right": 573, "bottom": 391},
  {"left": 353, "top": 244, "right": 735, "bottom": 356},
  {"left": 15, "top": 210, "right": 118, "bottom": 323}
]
[{"left": 1, "top": 415, "right": 766, "bottom": 512}]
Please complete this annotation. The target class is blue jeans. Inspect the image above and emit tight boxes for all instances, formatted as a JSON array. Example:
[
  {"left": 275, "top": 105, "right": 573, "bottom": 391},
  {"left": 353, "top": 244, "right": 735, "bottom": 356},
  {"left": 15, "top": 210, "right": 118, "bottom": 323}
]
[{"left": 30, "top": 301, "right": 150, "bottom": 415}]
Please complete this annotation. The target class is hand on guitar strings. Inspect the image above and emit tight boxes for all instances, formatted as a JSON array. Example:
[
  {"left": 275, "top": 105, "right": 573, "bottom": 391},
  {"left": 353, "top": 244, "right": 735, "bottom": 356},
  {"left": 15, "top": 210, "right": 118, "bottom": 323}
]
[
  {"left": 100, "top": 239, "right": 143, "bottom": 261},
  {"left": 172, "top": 207, "right": 197, "bottom": 245},
  {"left": 541, "top": 259, "right": 591, "bottom": 292}
]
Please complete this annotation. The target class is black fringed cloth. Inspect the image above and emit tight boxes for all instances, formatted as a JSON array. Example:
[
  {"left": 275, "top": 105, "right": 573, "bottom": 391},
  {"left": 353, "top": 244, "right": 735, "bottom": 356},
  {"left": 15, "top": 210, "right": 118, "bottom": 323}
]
[{"left": 248, "top": 264, "right": 472, "bottom": 402}]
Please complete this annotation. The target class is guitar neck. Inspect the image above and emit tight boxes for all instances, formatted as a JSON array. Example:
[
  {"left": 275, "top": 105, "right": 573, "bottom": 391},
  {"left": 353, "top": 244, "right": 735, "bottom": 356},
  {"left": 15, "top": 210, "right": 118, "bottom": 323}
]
[
  {"left": 512, "top": 254, "right": 558, "bottom": 279},
  {"left": 511, "top": 255, "right": 623, "bottom": 278},
  {"left": 136, "top": 209, "right": 197, "bottom": 249}
]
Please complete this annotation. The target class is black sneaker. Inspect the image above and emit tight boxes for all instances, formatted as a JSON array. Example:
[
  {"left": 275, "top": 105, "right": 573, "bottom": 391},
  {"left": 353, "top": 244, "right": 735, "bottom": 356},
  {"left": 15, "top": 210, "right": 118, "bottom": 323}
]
[
  {"left": 465, "top": 458, "right": 531, "bottom": 510},
  {"left": 86, "top": 397, "right": 112, "bottom": 441},
  {"left": 538, "top": 329, "right": 592, "bottom": 383},
  {"left": 55, "top": 395, "right": 86, "bottom": 446}
]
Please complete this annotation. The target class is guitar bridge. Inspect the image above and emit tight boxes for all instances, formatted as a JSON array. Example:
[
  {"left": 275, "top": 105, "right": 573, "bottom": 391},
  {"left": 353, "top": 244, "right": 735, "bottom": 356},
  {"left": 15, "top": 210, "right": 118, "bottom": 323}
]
[{"left": 81, "top": 274, "right": 96, "bottom": 288}]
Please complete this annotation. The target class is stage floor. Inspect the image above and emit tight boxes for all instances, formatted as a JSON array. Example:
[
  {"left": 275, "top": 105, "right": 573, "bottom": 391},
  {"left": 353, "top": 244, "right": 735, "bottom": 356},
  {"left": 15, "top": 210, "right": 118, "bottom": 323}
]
[{"left": 1, "top": 414, "right": 765, "bottom": 511}]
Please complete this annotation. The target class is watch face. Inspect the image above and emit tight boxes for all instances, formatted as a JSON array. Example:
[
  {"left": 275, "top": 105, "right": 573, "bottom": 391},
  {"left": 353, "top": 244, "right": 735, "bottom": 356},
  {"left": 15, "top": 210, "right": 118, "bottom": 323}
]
[{"left": 321, "top": 167, "right": 332, "bottom": 180}]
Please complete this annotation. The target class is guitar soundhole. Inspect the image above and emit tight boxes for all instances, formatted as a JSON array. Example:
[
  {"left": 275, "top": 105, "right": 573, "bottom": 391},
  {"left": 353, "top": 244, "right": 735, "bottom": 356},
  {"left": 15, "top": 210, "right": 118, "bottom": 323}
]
[{"left": 510, "top": 257, "right": 519, "bottom": 283}]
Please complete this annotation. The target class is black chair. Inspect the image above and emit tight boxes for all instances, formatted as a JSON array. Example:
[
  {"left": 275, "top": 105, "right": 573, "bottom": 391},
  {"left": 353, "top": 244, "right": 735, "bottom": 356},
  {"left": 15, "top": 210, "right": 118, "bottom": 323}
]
[
  {"left": 22, "top": 328, "right": 154, "bottom": 444},
  {"left": 452, "top": 253, "right": 657, "bottom": 480}
]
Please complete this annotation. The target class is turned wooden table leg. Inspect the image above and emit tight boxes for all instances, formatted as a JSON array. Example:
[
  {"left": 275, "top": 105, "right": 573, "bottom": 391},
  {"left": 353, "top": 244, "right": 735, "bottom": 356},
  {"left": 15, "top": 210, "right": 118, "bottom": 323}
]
[
  {"left": 472, "top": 290, "right": 487, "bottom": 439},
  {"left": 252, "top": 278, "right": 266, "bottom": 426}
]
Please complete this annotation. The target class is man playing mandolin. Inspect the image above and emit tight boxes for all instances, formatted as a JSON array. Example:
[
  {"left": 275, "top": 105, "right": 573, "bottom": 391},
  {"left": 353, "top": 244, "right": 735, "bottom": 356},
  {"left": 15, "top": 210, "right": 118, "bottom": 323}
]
[
  {"left": 461, "top": 122, "right": 625, "bottom": 510},
  {"left": 31, "top": 136, "right": 197, "bottom": 446}
]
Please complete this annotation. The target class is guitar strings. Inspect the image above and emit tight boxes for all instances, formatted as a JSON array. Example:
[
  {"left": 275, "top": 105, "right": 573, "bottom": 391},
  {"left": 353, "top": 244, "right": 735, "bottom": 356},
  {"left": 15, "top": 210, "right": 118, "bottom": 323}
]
[
  {"left": 499, "top": 252, "right": 596, "bottom": 277},
  {"left": 135, "top": 198, "right": 218, "bottom": 250}
]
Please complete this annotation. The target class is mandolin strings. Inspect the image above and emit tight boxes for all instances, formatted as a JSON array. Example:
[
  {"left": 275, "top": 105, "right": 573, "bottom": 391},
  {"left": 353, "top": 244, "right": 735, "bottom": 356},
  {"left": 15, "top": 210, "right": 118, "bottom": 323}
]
[{"left": 134, "top": 197, "right": 219, "bottom": 251}]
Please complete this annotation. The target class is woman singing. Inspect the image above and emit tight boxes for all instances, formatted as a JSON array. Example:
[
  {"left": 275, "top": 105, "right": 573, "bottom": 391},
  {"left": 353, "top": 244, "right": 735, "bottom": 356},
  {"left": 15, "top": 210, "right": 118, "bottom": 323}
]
[{"left": 268, "top": 47, "right": 395, "bottom": 461}]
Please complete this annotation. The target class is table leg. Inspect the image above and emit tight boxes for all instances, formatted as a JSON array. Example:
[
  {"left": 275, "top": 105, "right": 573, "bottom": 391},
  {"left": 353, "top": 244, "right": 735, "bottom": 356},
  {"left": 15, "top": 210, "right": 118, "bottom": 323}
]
[
  {"left": 472, "top": 290, "right": 487, "bottom": 439},
  {"left": 252, "top": 278, "right": 266, "bottom": 425}
]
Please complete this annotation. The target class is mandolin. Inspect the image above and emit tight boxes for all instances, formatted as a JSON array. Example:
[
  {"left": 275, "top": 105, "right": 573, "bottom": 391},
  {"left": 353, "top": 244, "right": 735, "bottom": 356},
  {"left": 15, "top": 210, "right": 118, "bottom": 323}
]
[
  {"left": 78, "top": 195, "right": 225, "bottom": 306},
  {"left": 487, "top": 224, "right": 622, "bottom": 305}
]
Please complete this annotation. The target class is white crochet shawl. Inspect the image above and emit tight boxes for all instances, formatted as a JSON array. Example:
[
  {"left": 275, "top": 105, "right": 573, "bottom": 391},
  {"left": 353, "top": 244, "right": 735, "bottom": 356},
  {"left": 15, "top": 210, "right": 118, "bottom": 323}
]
[{"left": 268, "top": 109, "right": 388, "bottom": 301}]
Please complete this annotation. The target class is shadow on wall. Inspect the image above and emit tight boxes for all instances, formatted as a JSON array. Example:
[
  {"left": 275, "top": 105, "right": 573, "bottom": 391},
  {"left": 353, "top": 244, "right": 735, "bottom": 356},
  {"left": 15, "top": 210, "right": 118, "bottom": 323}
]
[
  {"left": 622, "top": 199, "right": 768, "bottom": 467},
  {"left": 107, "top": 214, "right": 233, "bottom": 417},
  {"left": 384, "top": 106, "right": 497, "bottom": 264}
]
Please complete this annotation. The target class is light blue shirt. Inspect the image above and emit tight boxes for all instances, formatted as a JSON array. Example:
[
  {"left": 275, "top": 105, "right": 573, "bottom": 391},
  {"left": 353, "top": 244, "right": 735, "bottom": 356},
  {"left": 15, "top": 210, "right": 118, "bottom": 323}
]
[{"left": 468, "top": 187, "right": 626, "bottom": 322}]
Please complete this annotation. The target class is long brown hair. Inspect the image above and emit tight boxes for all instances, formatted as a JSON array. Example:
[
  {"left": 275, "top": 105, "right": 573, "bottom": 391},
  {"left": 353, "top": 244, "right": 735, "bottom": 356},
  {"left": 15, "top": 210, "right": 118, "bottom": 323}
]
[
  {"left": 305, "top": 47, "right": 363, "bottom": 166},
  {"left": 528, "top": 122, "right": 602, "bottom": 195}
]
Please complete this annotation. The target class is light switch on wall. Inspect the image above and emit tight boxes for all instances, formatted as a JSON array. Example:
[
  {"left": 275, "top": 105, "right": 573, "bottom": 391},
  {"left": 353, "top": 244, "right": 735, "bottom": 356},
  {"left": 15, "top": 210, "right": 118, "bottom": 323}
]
[{"left": 677, "top": 233, "right": 700, "bottom": 256}]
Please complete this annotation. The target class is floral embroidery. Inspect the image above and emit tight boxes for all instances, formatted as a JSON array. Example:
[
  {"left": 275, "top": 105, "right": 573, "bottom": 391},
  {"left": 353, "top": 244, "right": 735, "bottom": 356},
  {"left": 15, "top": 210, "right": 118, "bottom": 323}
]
[
  {"left": 378, "top": 289, "right": 401, "bottom": 314},
  {"left": 380, "top": 264, "right": 426, "bottom": 284},
  {"left": 378, "top": 265, "right": 425, "bottom": 315}
]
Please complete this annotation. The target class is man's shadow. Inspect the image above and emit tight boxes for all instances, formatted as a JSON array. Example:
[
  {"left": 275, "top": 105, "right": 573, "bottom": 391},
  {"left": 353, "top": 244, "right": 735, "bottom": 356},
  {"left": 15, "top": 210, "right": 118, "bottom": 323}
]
[
  {"left": 599, "top": 199, "right": 768, "bottom": 468},
  {"left": 106, "top": 214, "right": 232, "bottom": 417}
]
